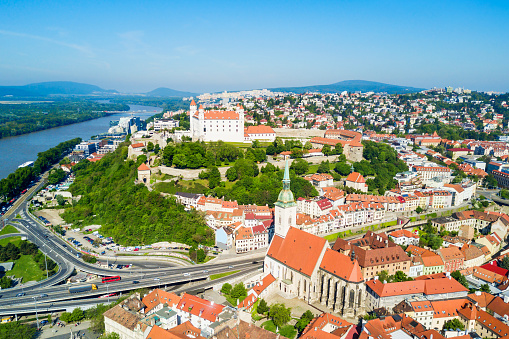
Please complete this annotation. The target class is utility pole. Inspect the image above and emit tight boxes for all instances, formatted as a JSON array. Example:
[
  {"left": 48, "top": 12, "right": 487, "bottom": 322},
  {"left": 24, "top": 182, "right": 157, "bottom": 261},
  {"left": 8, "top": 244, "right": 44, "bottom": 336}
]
[
  {"left": 33, "top": 297, "right": 39, "bottom": 330},
  {"left": 45, "top": 253, "right": 48, "bottom": 279}
]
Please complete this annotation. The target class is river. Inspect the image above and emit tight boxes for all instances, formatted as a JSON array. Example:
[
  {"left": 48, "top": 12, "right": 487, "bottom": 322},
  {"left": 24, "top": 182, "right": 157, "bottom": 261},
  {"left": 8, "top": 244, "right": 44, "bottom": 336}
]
[{"left": 0, "top": 104, "right": 162, "bottom": 179}]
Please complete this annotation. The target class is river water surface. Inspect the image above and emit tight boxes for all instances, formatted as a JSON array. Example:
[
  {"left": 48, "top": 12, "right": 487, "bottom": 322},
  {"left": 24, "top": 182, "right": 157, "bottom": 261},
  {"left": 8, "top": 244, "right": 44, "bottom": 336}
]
[{"left": 0, "top": 104, "right": 162, "bottom": 179}]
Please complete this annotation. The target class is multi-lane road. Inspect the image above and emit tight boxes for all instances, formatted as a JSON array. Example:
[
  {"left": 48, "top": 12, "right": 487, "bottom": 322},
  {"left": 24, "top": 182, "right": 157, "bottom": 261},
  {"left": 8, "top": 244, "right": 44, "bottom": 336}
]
[{"left": 0, "top": 172, "right": 264, "bottom": 317}]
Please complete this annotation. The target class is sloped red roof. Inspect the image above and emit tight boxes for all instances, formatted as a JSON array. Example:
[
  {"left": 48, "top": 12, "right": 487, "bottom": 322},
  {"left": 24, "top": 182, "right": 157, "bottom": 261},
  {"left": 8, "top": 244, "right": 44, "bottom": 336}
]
[
  {"left": 138, "top": 163, "right": 151, "bottom": 171},
  {"left": 346, "top": 172, "right": 365, "bottom": 183},
  {"left": 266, "top": 227, "right": 327, "bottom": 277},
  {"left": 319, "top": 249, "right": 363, "bottom": 282},
  {"left": 245, "top": 125, "right": 275, "bottom": 134}
]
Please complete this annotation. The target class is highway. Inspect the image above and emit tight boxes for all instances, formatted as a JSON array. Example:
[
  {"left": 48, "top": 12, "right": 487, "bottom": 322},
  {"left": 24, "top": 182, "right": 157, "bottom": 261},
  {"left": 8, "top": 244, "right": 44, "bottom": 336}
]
[
  {"left": 0, "top": 266, "right": 261, "bottom": 316},
  {"left": 0, "top": 169, "right": 265, "bottom": 317}
]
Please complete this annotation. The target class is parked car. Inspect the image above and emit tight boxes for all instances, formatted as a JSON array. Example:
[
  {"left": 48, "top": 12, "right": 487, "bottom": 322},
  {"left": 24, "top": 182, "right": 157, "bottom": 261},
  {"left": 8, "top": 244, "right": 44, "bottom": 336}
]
[{"left": 16, "top": 293, "right": 25, "bottom": 297}]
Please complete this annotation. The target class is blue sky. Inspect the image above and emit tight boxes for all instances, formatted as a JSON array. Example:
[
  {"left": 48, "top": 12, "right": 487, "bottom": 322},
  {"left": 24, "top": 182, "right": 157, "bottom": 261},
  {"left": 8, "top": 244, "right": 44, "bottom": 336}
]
[{"left": 0, "top": 0, "right": 508, "bottom": 93}]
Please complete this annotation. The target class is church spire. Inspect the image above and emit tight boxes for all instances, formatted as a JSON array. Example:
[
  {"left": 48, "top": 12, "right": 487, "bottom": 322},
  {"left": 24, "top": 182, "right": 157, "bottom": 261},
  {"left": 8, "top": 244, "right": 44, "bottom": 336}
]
[
  {"left": 275, "top": 158, "right": 296, "bottom": 206},
  {"left": 282, "top": 158, "right": 291, "bottom": 190}
]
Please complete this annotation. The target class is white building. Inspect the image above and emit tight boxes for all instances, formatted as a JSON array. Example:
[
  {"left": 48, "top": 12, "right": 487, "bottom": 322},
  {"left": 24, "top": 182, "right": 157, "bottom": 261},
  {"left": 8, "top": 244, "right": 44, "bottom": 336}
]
[
  {"left": 190, "top": 100, "right": 244, "bottom": 142},
  {"left": 388, "top": 229, "right": 420, "bottom": 246}
]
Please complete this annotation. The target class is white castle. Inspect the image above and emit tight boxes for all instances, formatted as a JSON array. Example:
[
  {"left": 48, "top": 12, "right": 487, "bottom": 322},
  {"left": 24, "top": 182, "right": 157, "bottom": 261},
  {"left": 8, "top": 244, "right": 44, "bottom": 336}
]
[{"left": 189, "top": 100, "right": 245, "bottom": 142}]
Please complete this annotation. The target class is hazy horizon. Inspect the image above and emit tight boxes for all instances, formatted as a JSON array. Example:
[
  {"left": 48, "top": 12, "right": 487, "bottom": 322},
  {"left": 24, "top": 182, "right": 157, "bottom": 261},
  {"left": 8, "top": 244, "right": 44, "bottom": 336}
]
[{"left": 1, "top": 0, "right": 508, "bottom": 93}]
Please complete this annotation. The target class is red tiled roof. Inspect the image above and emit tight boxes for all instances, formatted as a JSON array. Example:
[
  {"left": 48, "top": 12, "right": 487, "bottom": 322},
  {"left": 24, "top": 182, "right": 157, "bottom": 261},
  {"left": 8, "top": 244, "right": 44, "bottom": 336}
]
[
  {"left": 252, "top": 274, "right": 276, "bottom": 296},
  {"left": 245, "top": 125, "right": 275, "bottom": 135},
  {"left": 142, "top": 289, "right": 181, "bottom": 313},
  {"left": 266, "top": 227, "right": 327, "bottom": 277},
  {"left": 138, "top": 163, "right": 150, "bottom": 171},
  {"left": 320, "top": 249, "right": 363, "bottom": 282},
  {"left": 346, "top": 172, "right": 365, "bottom": 183},
  {"left": 366, "top": 277, "right": 467, "bottom": 297},
  {"left": 176, "top": 293, "right": 224, "bottom": 323}
]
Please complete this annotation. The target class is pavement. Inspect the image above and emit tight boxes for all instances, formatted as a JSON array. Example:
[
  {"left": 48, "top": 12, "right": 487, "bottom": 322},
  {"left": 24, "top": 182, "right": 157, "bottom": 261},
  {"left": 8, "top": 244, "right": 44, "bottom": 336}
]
[{"left": 36, "top": 320, "right": 100, "bottom": 339}]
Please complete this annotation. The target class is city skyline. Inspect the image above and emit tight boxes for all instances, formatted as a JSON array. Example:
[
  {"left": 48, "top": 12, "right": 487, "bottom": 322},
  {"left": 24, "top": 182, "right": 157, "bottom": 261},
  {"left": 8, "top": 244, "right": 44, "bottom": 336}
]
[{"left": 1, "top": 0, "right": 508, "bottom": 93}]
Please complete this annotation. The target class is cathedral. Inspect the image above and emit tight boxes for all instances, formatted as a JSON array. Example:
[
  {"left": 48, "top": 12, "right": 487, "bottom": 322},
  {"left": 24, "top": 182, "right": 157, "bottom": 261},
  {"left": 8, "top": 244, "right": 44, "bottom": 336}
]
[{"left": 263, "top": 160, "right": 366, "bottom": 317}]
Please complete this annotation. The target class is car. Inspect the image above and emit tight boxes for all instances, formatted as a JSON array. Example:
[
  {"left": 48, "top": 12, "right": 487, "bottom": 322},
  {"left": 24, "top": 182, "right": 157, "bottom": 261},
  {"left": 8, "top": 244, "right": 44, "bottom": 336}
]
[
  {"left": 16, "top": 293, "right": 25, "bottom": 297},
  {"left": 203, "top": 270, "right": 209, "bottom": 273},
  {"left": 182, "top": 273, "right": 190, "bottom": 277},
  {"left": 228, "top": 265, "right": 233, "bottom": 269},
  {"left": 132, "top": 281, "right": 139, "bottom": 284},
  {"left": 154, "top": 277, "right": 160, "bottom": 281},
  {"left": 40, "top": 294, "right": 48, "bottom": 298}
]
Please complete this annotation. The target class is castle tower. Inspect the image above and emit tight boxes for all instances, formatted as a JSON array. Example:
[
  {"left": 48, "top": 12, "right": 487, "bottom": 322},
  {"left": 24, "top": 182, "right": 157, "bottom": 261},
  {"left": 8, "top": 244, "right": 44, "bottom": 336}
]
[
  {"left": 274, "top": 159, "right": 297, "bottom": 238},
  {"left": 190, "top": 99, "right": 197, "bottom": 116},
  {"left": 236, "top": 103, "right": 244, "bottom": 125}
]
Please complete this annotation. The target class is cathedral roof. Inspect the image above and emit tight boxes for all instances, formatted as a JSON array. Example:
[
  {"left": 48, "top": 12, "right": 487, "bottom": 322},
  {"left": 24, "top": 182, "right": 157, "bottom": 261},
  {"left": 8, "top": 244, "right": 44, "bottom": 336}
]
[
  {"left": 266, "top": 227, "right": 327, "bottom": 277},
  {"left": 319, "top": 248, "right": 363, "bottom": 283}
]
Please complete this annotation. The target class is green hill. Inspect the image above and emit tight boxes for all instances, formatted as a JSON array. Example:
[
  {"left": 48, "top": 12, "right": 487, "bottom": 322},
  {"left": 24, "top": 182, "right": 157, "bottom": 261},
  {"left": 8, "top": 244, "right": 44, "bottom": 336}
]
[
  {"left": 62, "top": 145, "right": 213, "bottom": 247},
  {"left": 145, "top": 87, "right": 196, "bottom": 97},
  {"left": 270, "top": 80, "right": 425, "bottom": 94},
  {"left": 0, "top": 81, "right": 117, "bottom": 97}
]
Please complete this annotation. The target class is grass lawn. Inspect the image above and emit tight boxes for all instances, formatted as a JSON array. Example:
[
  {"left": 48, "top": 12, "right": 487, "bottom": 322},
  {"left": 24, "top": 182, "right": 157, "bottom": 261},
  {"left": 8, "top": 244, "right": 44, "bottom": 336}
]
[
  {"left": 154, "top": 179, "right": 209, "bottom": 194},
  {"left": 306, "top": 164, "right": 319, "bottom": 174},
  {"left": 226, "top": 294, "right": 246, "bottom": 306},
  {"left": 0, "top": 225, "right": 19, "bottom": 235},
  {"left": 5, "top": 255, "right": 46, "bottom": 283},
  {"left": 262, "top": 320, "right": 297, "bottom": 338},
  {"left": 0, "top": 236, "right": 23, "bottom": 247},
  {"left": 210, "top": 270, "right": 240, "bottom": 280},
  {"left": 279, "top": 325, "right": 298, "bottom": 339}
]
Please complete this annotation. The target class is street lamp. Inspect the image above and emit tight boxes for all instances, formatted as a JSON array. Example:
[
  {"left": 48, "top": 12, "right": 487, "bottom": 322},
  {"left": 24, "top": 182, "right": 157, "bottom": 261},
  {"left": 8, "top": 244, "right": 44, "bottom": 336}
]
[{"left": 32, "top": 296, "right": 39, "bottom": 330}]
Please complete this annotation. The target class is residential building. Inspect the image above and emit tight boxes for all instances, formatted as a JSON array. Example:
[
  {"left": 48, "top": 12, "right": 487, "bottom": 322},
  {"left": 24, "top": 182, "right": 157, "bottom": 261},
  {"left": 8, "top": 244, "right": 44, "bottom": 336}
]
[
  {"left": 388, "top": 229, "right": 419, "bottom": 246},
  {"left": 438, "top": 246, "right": 465, "bottom": 272},
  {"left": 365, "top": 278, "right": 469, "bottom": 312}
]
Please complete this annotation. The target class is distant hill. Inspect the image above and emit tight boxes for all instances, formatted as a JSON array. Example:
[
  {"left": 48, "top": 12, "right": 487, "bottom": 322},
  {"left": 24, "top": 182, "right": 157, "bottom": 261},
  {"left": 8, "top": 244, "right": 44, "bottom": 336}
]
[
  {"left": 0, "top": 81, "right": 117, "bottom": 97},
  {"left": 145, "top": 87, "right": 196, "bottom": 97},
  {"left": 270, "top": 80, "right": 426, "bottom": 94}
]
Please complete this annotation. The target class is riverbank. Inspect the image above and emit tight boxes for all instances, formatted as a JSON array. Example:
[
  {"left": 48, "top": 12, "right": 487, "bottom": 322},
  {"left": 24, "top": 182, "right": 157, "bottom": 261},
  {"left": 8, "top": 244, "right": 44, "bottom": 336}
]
[{"left": 0, "top": 104, "right": 162, "bottom": 179}]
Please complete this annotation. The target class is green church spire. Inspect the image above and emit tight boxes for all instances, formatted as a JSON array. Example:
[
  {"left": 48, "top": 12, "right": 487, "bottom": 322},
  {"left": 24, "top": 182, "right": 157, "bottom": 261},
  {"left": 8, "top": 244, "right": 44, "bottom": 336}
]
[{"left": 275, "top": 158, "right": 296, "bottom": 207}]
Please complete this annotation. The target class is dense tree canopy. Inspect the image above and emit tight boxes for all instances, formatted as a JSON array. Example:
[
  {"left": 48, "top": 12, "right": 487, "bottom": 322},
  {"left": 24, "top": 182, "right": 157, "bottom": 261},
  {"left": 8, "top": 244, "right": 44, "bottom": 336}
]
[
  {"left": 0, "top": 100, "right": 129, "bottom": 139},
  {"left": 63, "top": 144, "right": 213, "bottom": 246},
  {"left": 0, "top": 138, "right": 81, "bottom": 199}
]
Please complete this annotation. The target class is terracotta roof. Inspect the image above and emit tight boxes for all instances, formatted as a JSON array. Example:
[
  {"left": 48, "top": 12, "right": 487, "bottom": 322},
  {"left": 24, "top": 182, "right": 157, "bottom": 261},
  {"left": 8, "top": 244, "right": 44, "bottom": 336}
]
[
  {"left": 131, "top": 142, "right": 144, "bottom": 148},
  {"left": 389, "top": 229, "right": 419, "bottom": 239},
  {"left": 320, "top": 249, "right": 363, "bottom": 282},
  {"left": 142, "top": 289, "right": 181, "bottom": 313},
  {"left": 252, "top": 274, "right": 276, "bottom": 296},
  {"left": 214, "top": 319, "right": 285, "bottom": 339},
  {"left": 266, "top": 227, "right": 327, "bottom": 277},
  {"left": 366, "top": 277, "right": 467, "bottom": 297},
  {"left": 468, "top": 292, "right": 496, "bottom": 308},
  {"left": 354, "top": 245, "right": 410, "bottom": 268},
  {"left": 431, "top": 299, "right": 469, "bottom": 318},
  {"left": 195, "top": 110, "right": 240, "bottom": 120},
  {"left": 346, "top": 172, "right": 365, "bottom": 183},
  {"left": 176, "top": 293, "right": 224, "bottom": 323},
  {"left": 487, "top": 296, "right": 509, "bottom": 317},
  {"left": 302, "top": 313, "right": 353, "bottom": 339},
  {"left": 459, "top": 304, "right": 509, "bottom": 337},
  {"left": 103, "top": 304, "right": 142, "bottom": 331},
  {"left": 439, "top": 246, "right": 465, "bottom": 261},
  {"left": 190, "top": 99, "right": 196, "bottom": 106},
  {"left": 421, "top": 253, "right": 444, "bottom": 267},
  {"left": 138, "top": 163, "right": 151, "bottom": 171},
  {"left": 235, "top": 226, "right": 254, "bottom": 241},
  {"left": 245, "top": 125, "right": 275, "bottom": 135}
]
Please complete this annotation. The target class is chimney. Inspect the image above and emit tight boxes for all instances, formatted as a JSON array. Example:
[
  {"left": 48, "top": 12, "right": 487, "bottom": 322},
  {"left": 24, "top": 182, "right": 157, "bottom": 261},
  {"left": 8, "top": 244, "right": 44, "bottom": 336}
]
[{"left": 475, "top": 290, "right": 481, "bottom": 296}]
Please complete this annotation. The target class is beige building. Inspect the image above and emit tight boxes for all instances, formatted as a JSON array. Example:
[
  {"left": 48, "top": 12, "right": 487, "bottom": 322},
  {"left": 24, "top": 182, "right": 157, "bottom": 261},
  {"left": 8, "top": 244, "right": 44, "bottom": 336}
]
[{"left": 137, "top": 163, "right": 151, "bottom": 183}]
